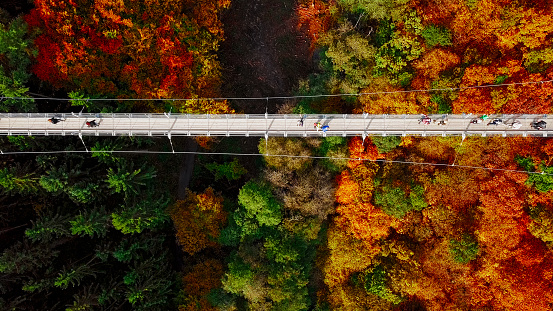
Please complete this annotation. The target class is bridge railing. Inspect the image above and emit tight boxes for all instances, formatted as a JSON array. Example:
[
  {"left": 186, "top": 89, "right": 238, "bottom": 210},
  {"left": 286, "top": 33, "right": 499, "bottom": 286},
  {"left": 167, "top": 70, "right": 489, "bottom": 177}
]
[
  {"left": 1, "top": 112, "right": 541, "bottom": 119},
  {"left": 0, "top": 113, "right": 549, "bottom": 137}
]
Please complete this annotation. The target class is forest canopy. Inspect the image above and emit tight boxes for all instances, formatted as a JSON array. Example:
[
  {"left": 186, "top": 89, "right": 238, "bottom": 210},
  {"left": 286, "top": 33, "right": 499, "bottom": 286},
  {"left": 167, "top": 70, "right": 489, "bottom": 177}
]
[{"left": 2, "top": 0, "right": 553, "bottom": 310}]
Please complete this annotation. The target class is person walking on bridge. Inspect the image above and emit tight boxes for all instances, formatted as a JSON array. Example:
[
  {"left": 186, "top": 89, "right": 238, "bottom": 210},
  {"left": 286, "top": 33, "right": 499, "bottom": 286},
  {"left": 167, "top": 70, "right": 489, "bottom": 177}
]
[
  {"left": 48, "top": 117, "right": 65, "bottom": 124},
  {"left": 532, "top": 120, "right": 547, "bottom": 130},
  {"left": 297, "top": 115, "right": 305, "bottom": 126},
  {"left": 86, "top": 120, "right": 99, "bottom": 127}
]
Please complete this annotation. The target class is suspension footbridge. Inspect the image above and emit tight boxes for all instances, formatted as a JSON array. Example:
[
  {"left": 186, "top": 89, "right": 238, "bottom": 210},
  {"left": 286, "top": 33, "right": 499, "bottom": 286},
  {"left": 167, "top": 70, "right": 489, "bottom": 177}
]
[{"left": 0, "top": 113, "right": 550, "bottom": 138}]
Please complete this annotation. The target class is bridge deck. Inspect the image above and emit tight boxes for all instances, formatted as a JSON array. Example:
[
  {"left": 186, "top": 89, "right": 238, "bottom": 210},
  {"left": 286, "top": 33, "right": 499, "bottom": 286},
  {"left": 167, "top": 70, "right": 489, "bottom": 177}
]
[{"left": 0, "top": 113, "right": 550, "bottom": 138}]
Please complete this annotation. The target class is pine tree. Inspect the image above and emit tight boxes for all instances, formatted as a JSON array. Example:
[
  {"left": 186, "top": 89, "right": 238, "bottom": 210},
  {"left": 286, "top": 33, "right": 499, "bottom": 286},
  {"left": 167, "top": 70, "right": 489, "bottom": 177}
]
[
  {"left": 70, "top": 207, "right": 110, "bottom": 238},
  {"left": 0, "top": 166, "right": 39, "bottom": 195},
  {"left": 0, "top": 17, "right": 36, "bottom": 112},
  {"left": 0, "top": 241, "right": 59, "bottom": 274},
  {"left": 106, "top": 161, "right": 156, "bottom": 196},
  {"left": 111, "top": 195, "right": 170, "bottom": 234},
  {"left": 25, "top": 210, "right": 72, "bottom": 243},
  {"left": 54, "top": 258, "right": 99, "bottom": 289}
]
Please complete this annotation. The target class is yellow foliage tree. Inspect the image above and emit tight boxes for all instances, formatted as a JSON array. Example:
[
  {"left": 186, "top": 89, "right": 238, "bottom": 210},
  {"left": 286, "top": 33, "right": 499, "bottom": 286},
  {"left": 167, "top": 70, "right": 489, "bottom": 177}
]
[
  {"left": 168, "top": 187, "right": 227, "bottom": 255},
  {"left": 497, "top": 6, "right": 553, "bottom": 50},
  {"left": 356, "top": 77, "right": 421, "bottom": 114},
  {"left": 321, "top": 224, "right": 380, "bottom": 289}
]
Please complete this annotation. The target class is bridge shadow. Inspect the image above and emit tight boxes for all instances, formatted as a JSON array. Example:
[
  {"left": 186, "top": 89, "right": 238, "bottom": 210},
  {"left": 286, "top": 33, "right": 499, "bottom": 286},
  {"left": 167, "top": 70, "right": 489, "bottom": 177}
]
[
  {"left": 322, "top": 115, "right": 334, "bottom": 126},
  {"left": 503, "top": 114, "right": 523, "bottom": 125},
  {"left": 310, "top": 115, "right": 332, "bottom": 129}
]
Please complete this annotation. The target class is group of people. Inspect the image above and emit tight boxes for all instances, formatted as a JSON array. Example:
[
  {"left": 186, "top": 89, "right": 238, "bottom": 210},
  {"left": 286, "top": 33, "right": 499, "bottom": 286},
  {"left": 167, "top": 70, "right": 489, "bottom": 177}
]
[
  {"left": 419, "top": 115, "right": 449, "bottom": 125},
  {"left": 297, "top": 115, "right": 330, "bottom": 132},
  {"left": 313, "top": 122, "right": 330, "bottom": 132},
  {"left": 480, "top": 118, "right": 546, "bottom": 130},
  {"left": 48, "top": 114, "right": 549, "bottom": 131},
  {"left": 48, "top": 117, "right": 99, "bottom": 127},
  {"left": 420, "top": 114, "right": 547, "bottom": 130}
]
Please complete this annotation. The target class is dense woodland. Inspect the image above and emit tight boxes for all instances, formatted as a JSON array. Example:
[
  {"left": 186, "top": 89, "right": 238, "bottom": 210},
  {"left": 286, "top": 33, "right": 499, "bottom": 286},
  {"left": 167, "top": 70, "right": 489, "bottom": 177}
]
[{"left": 2, "top": 0, "right": 553, "bottom": 310}]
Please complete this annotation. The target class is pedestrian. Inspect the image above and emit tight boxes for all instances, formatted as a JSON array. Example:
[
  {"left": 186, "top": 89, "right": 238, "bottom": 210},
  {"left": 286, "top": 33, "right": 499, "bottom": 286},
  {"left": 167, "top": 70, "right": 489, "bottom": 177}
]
[
  {"left": 487, "top": 119, "right": 503, "bottom": 126},
  {"left": 419, "top": 115, "right": 431, "bottom": 125},
  {"left": 86, "top": 120, "right": 98, "bottom": 127},
  {"left": 509, "top": 120, "right": 521, "bottom": 129},
  {"left": 322, "top": 125, "right": 329, "bottom": 133},
  {"left": 48, "top": 117, "right": 64, "bottom": 124},
  {"left": 314, "top": 122, "right": 322, "bottom": 131},
  {"left": 297, "top": 116, "right": 304, "bottom": 127},
  {"left": 532, "top": 120, "right": 547, "bottom": 130}
]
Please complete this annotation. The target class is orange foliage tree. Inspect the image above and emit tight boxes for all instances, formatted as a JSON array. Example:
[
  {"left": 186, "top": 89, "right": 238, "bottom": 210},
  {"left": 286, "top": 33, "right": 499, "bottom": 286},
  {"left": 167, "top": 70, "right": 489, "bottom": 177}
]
[
  {"left": 324, "top": 131, "right": 553, "bottom": 310},
  {"left": 471, "top": 171, "right": 553, "bottom": 310},
  {"left": 323, "top": 136, "right": 396, "bottom": 304},
  {"left": 452, "top": 64, "right": 497, "bottom": 113},
  {"left": 413, "top": 49, "right": 460, "bottom": 80},
  {"left": 296, "top": 0, "right": 333, "bottom": 55},
  {"left": 449, "top": 0, "right": 502, "bottom": 46},
  {"left": 425, "top": 168, "right": 480, "bottom": 211},
  {"left": 168, "top": 187, "right": 227, "bottom": 255},
  {"left": 183, "top": 0, "right": 231, "bottom": 36}
]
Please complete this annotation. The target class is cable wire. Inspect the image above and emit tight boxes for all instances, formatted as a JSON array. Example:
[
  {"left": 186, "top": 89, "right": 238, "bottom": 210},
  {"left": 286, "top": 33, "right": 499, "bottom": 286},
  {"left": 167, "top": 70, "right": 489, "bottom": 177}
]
[
  {"left": 3, "top": 79, "right": 553, "bottom": 102},
  {"left": 1, "top": 149, "right": 551, "bottom": 176}
]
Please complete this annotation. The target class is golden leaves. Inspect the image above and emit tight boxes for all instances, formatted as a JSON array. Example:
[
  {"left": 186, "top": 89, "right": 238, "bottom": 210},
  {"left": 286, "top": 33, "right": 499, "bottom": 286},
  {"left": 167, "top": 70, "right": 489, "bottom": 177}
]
[{"left": 168, "top": 188, "right": 227, "bottom": 255}]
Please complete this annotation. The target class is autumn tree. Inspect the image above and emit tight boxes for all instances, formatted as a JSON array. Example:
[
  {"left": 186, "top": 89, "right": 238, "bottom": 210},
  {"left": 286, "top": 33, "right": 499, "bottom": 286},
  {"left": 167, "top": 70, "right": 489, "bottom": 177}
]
[
  {"left": 168, "top": 187, "right": 227, "bottom": 255},
  {"left": 179, "top": 259, "right": 224, "bottom": 311},
  {"left": 259, "top": 137, "right": 313, "bottom": 172},
  {"left": 496, "top": 5, "right": 553, "bottom": 50},
  {"left": 266, "top": 165, "right": 336, "bottom": 219},
  {"left": 321, "top": 223, "right": 380, "bottom": 297},
  {"left": 296, "top": 0, "right": 332, "bottom": 54},
  {"left": 413, "top": 48, "right": 460, "bottom": 80},
  {"left": 24, "top": 0, "right": 232, "bottom": 112},
  {"left": 452, "top": 64, "right": 496, "bottom": 113},
  {"left": 337, "top": 0, "right": 409, "bottom": 21},
  {"left": 318, "top": 21, "right": 377, "bottom": 93},
  {"left": 357, "top": 76, "right": 421, "bottom": 114}
]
